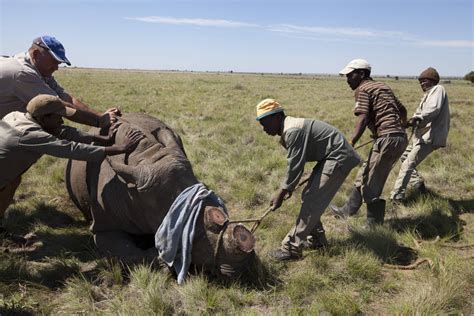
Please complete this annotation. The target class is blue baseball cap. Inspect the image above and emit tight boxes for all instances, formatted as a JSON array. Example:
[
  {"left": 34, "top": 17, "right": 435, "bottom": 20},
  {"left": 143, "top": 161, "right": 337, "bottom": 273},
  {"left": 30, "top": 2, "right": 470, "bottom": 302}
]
[{"left": 33, "top": 36, "right": 71, "bottom": 66}]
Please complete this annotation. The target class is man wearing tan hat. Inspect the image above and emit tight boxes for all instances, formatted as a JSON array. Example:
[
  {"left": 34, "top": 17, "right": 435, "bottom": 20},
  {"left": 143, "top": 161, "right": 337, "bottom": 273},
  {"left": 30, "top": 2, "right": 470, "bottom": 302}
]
[
  {"left": 0, "top": 94, "right": 143, "bottom": 241},
  {"left": 390, "top": 67, "right": 450, "bottom": 203},
  {"left": 331, "top": 59, "right": 408, "bottom": 228},
  {"left": 256, "top": 99, "right": 360, "bottom": 260},
  {"left": 0, "top": 35, "right": 120, "bottom": 127}
]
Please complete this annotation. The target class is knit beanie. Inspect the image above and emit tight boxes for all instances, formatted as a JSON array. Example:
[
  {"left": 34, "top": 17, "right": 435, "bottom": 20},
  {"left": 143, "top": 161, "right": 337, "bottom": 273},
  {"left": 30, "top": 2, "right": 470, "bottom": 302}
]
[{"left": 418, "top": 67, "right": 440, "bottom": 84}]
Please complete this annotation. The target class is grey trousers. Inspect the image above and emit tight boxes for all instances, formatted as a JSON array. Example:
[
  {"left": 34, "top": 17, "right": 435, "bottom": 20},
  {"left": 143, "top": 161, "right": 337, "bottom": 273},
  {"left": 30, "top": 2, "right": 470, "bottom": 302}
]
[
  {"left": 281, "top": 160, "right": 353, "bottom": 254},
  {"left": 353, "top": 134, "right": 407, "bottom": 203},
  {"left": 391, "top": 141, "right": 435, "bottom": 199}
]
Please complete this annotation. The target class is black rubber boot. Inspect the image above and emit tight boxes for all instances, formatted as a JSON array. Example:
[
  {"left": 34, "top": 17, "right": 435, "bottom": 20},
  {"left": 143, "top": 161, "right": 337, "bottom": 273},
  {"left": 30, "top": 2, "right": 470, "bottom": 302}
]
[
  {"left": 330, "top": 186, "right": 363, "bottom": 219},
  {"left": 365, "top": 199, "right": 386, "bottom": 229}
]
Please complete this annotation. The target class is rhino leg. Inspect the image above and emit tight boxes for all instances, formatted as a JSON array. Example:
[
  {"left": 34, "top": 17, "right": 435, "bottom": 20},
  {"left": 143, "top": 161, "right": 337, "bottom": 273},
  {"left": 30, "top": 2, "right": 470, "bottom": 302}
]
[
  {"left": 94, "top": 230, "right": 159, "bottom": 265},
  {"left": 65, "top": 160, "right": 92, "bottom": 222}
]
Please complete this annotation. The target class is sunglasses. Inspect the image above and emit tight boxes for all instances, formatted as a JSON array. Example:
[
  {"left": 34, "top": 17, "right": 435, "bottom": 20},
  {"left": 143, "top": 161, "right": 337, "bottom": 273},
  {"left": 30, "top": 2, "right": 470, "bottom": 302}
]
[{"left": 33, "top": 40, "right": 51, "bottom": 51}]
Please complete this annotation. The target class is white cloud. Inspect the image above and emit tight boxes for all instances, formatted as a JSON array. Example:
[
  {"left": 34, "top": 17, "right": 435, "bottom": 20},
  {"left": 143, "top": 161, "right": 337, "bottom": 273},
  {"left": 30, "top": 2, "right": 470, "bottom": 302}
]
[
  {"left": 125, "top": 16, "right": 259, "bottom": 28},
  {"left": 267, "top": 24, "right": 404, "bottom": 38},
  {"left": 415, "top": 40, "right": 474, "bottom": 48},
  {"left": 126, "top": 16, "right": 472, "bottom": 48}
]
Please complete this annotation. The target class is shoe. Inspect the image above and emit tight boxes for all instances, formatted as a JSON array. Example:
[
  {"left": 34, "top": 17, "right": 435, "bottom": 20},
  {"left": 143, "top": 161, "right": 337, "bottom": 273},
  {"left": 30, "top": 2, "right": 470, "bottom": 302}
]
[
  {"left": 391, "top": 194, "right": 406, "bottom": 205},
  {"left": 269, "top": 249, "right": 302, "bottom": 261},
  {"left": 412, "top": 182, "right": 427, "bottom": 195},
  {"left": 330, "top": 205, "right": 351, "bottom": 219},
  {"left": 302, "top": 231, "right": 328, "bottom": 250},
  {"left": 330, "top": 186, "right": 362, "bottom": 219},
  {"left": 0, "top": 226, "right": 31, "bottom": 245}
]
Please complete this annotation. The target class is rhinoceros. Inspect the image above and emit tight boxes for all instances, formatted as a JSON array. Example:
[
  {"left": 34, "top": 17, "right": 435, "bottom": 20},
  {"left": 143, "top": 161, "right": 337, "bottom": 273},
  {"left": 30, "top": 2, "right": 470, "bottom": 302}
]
[{"left": 65, "top": 113, "right": 256, "bottom": 280}]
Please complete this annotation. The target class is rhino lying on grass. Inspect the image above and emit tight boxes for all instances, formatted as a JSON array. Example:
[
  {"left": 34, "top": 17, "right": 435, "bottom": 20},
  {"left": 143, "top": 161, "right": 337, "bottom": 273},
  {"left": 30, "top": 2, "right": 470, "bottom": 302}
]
[{"left": 65, "top": 113, "right": 256, "bottom": 281}]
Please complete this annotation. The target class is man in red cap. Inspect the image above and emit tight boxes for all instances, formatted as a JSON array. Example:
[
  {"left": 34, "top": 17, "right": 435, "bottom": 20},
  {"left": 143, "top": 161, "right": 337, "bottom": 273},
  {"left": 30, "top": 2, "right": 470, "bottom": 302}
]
[
  {"left": 390, "top": 67, "right": 450, "bottom": 202},
  {"left": 0, "top": 35, "right": 120, "bottom": 127},
  {"left": 331, "top": 59, "right": 408, "bottom": 228}
]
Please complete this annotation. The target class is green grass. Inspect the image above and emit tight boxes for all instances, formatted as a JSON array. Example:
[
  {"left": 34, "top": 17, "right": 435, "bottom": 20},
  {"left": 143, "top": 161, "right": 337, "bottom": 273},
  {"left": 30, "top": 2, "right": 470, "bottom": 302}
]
[{"left": 1, "top": 69, "right": 473, "bottom": 314}]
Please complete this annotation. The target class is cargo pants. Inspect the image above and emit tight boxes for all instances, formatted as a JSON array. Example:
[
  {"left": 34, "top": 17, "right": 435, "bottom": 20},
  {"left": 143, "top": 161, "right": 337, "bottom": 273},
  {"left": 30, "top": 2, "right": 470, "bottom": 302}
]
[
  {"left": 354, "top": 134, "right": 407, "bottom": 204},
  {"left": 391, "top": 141, "right": 435, "bottom": 199},
  {"left": 281, "top": 159, "right": 356, "bottom": 254}
]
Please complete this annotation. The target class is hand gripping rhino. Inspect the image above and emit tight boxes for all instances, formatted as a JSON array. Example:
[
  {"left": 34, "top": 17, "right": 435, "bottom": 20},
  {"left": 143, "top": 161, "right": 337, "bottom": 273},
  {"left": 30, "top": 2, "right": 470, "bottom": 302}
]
[{"left": 65, "top": 113, "right": 256, "bottom": 280}]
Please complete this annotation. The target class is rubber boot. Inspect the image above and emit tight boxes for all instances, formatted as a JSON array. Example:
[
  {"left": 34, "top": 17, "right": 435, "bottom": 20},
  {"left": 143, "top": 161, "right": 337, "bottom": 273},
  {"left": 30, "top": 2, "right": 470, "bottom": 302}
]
[
  {"left": 330, "top": 186, "right": 362, "bottom": 219},
  {"left": 365, "top": 199, "right": 386, "bottom": 229}
]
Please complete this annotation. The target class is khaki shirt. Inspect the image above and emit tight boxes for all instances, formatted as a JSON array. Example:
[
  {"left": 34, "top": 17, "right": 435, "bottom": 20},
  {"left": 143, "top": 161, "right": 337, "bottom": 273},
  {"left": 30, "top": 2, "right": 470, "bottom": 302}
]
[
  {"left": 279, "top": 116, "right": 360, "bottom": 191},
  {"left": 0, "top": 52, "right": 68, "bottom": 118},
  {"left": 0, "top": 112, "right": 105, "bottom": 189},
  {"left": 413, "top": 85, "right": 450, "bottom": 148}
]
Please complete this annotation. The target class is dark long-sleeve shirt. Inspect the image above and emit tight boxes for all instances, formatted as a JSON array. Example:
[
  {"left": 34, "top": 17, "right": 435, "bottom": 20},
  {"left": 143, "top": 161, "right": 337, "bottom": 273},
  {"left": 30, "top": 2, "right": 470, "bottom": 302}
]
[{"left": 0, "top": 111, "right": 105, "bottom": 188}]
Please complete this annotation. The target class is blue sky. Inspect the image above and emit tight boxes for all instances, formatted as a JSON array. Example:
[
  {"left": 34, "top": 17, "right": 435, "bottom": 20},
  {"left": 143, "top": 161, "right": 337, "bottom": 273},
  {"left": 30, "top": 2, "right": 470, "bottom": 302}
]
[{"left": 1, "top": 0, "right": 472, "bottom": 76}]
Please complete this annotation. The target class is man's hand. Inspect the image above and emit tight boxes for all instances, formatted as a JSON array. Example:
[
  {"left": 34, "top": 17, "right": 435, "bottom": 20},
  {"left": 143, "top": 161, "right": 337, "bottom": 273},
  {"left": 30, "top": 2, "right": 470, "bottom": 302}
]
[
  {"left": 270, "top": 188, "right": 290, "bottom": 211},
  {"left": 407, "top": 117, "right": 422, "bottom": 127},
  {"left": 122, "top": 129, "right": 144, "bottom": 153},
  {"left": 104, "top": 129, "right": 144, "bottom": 156},
  {"left": 99, "top": 108, "right": 122, "bottom": 128},
  {"left": 106, "top": 122, "right": 122, "bottom": 143}
]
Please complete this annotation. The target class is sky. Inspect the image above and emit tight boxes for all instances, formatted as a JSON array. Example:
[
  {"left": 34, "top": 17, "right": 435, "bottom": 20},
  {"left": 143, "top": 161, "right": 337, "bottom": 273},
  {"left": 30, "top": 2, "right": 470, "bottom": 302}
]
[{"left": 1, "top": 0, "right": 473, "bottom": 76}]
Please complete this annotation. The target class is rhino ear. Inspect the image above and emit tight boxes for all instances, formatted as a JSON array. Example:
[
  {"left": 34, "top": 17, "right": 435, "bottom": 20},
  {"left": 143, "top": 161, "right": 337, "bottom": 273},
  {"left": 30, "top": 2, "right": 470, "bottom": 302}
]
[
  {"left": 232, "top": 225, "right": 255, "bottom": 253},
  {"left": 204, "top": 207, "right": 228, "bottom": 233},
  {"left": 107, "top": 159, "right": 139, "bottom": 188}
]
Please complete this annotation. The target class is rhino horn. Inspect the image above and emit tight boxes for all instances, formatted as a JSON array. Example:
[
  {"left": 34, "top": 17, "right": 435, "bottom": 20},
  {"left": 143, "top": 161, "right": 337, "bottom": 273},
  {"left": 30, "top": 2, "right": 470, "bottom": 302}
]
[
  {"left": 230, "top": 224, "right": 255, "bottom": 253},
  {"left": 204, "top": 207, "right": 229, "bottom": 233}
]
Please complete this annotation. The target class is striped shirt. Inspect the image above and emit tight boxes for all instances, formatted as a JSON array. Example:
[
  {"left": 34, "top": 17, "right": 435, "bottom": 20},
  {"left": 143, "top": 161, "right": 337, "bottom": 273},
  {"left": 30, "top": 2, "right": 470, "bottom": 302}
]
[{"left": 354, "top": 79, "right": 406, "bottom": 137}]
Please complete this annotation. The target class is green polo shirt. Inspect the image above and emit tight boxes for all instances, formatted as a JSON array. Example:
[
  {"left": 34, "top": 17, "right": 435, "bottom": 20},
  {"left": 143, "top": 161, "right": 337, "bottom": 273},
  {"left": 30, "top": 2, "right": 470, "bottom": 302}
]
[{"left": 280, "top": 116, "right": 360, "bottom": 191}]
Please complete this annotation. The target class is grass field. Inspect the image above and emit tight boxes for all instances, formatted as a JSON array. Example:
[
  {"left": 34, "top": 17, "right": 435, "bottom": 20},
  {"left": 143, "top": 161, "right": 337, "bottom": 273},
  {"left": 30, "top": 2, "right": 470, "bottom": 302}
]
[{"left": 1, "top": 69, "right": 473, "bottom": 314}]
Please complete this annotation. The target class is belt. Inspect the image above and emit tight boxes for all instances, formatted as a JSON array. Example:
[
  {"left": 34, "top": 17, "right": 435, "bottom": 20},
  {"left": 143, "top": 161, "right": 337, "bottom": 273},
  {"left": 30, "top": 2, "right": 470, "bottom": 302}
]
[{"left": 376, "top": 132, "right": 406, "bottom": 138}]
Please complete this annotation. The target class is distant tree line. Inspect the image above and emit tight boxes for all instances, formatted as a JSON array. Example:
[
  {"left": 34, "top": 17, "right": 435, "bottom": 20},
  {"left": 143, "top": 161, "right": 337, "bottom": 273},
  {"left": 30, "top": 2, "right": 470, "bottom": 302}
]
[{"left": 464, "top": 71, "right": 474, "bottom": 83}]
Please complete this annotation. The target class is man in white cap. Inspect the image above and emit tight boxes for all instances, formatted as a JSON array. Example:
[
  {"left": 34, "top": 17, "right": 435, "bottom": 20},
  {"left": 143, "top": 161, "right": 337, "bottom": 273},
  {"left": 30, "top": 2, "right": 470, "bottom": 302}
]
[
  {"left": 0, "top": 35, "right": 120, "bottom": 127},
  {"left": 331, "top": 59, "right": 408, "bottom": 228},
  {"left": 0, "top": 94, "right": 143, "bottom": 242},
  {"left": 390, "top": 67, "right": 450, "bottom": 203},
  {"left": 256, "top": 99, "right": 360, "bottom": 260}
]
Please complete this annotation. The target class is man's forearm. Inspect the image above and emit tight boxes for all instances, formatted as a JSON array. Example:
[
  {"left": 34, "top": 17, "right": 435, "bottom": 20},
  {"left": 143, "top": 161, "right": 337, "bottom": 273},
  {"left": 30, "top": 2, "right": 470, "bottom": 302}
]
[
  {"left": 69, "top": 109, "right": 101, "bottom": 127},
  {"left": 351, "top": 114, "right": 368, "bottom": 145},
  {"left": 61, "top": 94, "right": 101, "bottom": 127}
]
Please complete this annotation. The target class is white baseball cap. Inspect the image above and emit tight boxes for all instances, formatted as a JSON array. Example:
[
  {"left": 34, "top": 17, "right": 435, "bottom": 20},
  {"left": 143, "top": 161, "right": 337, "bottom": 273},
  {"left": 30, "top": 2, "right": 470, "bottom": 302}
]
[{"left": 339, "top": 59, "right": 371, "bottom": 75}]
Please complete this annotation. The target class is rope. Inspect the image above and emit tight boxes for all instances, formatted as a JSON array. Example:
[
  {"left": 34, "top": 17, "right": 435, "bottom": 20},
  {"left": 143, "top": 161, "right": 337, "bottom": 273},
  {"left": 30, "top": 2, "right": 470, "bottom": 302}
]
[
  {"left": 212, "top": 219, "right": 229, "bottom": 275},
  {"left": 383, "top": 258, "right": 433, "bottom": 270},
  {"left": 353, "top": 139, "right": 374, "bottom": 150}
]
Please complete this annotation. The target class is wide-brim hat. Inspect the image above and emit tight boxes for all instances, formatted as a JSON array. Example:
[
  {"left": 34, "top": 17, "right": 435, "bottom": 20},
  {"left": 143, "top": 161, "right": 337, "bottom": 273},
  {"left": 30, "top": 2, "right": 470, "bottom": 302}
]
[{"left": 27, "top": 94, "right": 76, "bottom": 117}]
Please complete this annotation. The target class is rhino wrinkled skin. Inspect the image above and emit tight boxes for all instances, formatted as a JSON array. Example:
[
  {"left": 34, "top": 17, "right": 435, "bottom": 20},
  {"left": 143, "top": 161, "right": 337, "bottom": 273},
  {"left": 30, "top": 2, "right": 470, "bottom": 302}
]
[{"left": 65, "top": 113, "right": 255, "bottom": 279}]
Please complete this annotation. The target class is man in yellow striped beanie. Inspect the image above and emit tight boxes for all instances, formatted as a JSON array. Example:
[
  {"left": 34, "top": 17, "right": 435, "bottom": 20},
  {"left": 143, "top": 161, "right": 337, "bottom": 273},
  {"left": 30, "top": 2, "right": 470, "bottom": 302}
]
[{"left": 255, "top": 99, "right": 360, "bottom": 261}]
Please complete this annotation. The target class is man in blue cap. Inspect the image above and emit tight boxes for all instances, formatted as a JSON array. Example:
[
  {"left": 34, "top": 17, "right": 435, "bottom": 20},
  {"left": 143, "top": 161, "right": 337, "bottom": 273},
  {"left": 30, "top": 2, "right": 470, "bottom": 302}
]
[{"left": 0, "top": 35, "right": 119, "bottom": 127}]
